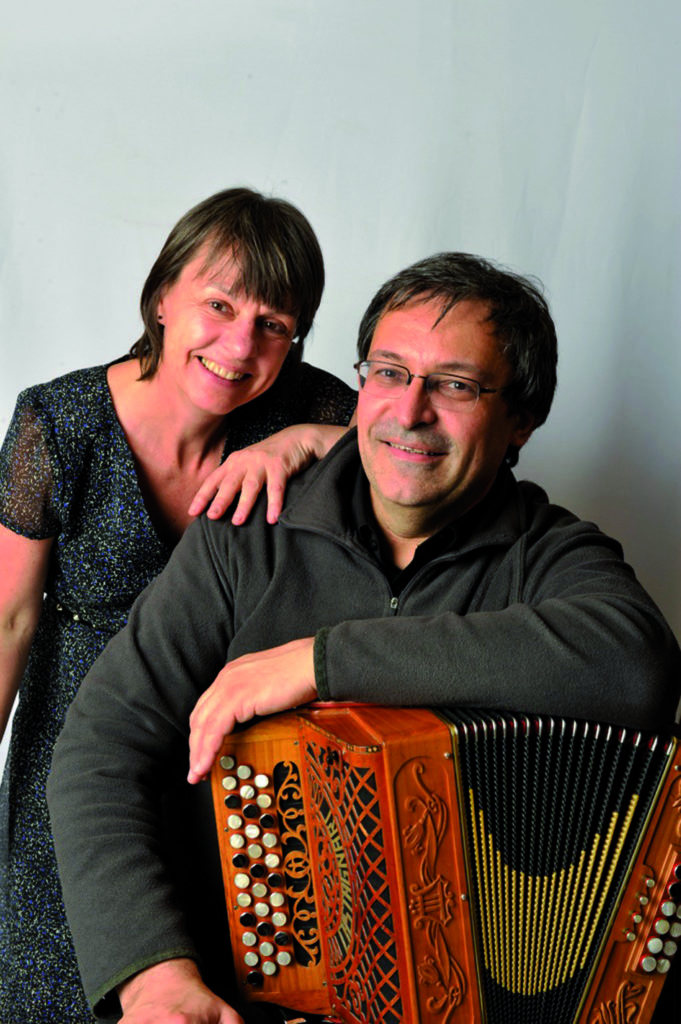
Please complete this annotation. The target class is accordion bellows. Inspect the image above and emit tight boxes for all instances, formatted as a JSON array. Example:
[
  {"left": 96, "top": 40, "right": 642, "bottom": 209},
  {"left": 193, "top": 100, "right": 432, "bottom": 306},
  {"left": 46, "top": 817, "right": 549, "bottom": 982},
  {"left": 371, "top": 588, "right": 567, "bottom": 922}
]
[{"left": 210, "top": 705, "right": 681, "bottom": 1023}]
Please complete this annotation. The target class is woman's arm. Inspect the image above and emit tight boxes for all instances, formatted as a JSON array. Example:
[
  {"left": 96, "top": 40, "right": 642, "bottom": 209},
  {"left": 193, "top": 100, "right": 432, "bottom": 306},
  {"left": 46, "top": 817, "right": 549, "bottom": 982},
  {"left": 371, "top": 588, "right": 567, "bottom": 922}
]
[
  {"left": 188, "top": 420, "right": 354, "bottom": 524},
  {"left": 0, "top": 523, "right": 52, "bottom": 741}
]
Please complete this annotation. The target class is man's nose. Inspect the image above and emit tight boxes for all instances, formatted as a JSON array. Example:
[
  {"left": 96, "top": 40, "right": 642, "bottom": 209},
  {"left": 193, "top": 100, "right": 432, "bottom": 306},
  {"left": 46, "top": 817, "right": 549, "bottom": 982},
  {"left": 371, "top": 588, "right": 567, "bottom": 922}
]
[{"left": 395, "top": 376, "right": 438, "bottom": 428}]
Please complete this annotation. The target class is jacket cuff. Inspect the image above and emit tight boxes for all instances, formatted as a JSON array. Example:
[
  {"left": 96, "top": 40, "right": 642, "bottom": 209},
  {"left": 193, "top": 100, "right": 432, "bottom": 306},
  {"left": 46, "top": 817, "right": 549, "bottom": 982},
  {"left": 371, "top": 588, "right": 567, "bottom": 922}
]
[{"left": 313, "top": 628, "right": 332, "bottom": 700}]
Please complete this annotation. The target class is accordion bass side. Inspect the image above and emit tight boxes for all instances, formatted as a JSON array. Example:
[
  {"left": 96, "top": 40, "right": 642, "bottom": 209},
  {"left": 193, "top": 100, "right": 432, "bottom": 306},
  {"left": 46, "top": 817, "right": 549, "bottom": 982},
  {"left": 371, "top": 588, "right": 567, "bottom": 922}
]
[{"left": 210, "top": 706, "right": 681, "bottom": 1023}]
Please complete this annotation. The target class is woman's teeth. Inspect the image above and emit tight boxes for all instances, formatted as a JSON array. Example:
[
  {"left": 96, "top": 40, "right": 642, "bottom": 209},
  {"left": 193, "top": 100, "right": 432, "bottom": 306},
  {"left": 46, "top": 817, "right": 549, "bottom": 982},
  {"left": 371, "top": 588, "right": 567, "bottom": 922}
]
[{"left": 200, "top": 358, "right": 246, "bottom": 381}]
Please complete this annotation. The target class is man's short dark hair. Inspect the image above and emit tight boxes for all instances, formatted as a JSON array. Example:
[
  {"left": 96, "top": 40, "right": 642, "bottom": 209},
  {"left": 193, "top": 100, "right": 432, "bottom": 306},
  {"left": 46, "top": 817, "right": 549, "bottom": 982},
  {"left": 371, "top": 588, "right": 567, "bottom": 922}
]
[
  {"left": 130, "top": 187, "right": 325, "bottom": 378},
  {"left": 357, "top": 253, "right": 558, "bottom": 464}
]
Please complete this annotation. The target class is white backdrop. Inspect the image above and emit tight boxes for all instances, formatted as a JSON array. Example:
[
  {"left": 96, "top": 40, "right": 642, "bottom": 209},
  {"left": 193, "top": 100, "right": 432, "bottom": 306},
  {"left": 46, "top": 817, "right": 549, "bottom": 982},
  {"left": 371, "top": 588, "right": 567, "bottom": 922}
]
[{"left": 2, "top": 0, "right": 679, "bottom": 769}]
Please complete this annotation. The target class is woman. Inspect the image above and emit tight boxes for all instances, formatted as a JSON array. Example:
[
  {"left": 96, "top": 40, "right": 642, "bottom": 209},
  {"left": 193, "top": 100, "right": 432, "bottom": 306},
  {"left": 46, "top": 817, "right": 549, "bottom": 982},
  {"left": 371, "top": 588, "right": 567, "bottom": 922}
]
[{"left": 0, "top": 187, "right": 355, "bottom": 1022}]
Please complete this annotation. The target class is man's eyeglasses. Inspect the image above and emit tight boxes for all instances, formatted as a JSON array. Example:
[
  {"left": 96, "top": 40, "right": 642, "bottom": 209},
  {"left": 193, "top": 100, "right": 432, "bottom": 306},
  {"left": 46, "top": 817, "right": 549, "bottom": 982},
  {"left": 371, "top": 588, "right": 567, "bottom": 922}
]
[{"left": 354, "top": 360, "right": 501, "bottom": 411}]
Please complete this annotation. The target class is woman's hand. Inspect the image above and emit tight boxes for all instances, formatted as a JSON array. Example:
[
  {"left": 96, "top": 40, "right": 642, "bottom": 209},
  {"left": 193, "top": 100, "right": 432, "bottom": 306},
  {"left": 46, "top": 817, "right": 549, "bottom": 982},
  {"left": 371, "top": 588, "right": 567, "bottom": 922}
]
[{"left": 188, "top": 423, "right": 348, "bottom": 525}]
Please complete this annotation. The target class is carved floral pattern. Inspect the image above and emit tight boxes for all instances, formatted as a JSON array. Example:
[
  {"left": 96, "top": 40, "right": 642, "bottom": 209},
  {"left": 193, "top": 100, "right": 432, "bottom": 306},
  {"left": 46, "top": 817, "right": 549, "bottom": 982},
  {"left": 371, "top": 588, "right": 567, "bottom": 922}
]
[
  {"left": 589, "top": 980, "right": 645, "bottom": 1024},
  {"left": 402, "top": 760, "right": 466, "bottom": 1023}
]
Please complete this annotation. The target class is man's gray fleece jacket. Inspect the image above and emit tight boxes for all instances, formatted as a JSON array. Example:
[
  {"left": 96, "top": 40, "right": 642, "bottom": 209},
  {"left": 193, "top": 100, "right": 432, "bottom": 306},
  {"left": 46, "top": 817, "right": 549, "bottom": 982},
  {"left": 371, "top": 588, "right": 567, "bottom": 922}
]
[{"left": 47, "top": 429, "right": 681, "bottom": 1017}]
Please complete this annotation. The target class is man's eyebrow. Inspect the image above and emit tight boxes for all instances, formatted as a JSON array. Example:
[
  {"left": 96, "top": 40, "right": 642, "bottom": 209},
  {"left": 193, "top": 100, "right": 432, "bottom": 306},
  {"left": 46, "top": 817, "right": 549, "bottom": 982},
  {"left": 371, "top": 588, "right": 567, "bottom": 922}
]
[{"left": 368, "top": 349, "right": 485, "bottom": 376}]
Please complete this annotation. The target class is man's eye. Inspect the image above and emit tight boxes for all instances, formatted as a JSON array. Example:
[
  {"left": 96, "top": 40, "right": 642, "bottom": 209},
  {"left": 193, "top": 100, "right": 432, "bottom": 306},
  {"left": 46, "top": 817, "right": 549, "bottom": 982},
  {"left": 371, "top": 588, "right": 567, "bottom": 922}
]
[
  {"left": 440, "top": 377, "right": 477, "bottom": 395},
  {"left": 374, "top": 366, "right": 402, "bottom": 381},
  {"left": 209, "top": 300, "right": 228, "bottom": 313}
]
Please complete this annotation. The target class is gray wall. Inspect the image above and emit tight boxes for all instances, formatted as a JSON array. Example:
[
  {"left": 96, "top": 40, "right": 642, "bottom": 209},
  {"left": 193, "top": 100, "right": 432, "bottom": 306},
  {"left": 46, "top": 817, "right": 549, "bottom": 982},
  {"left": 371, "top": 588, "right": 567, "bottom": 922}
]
[{"left": 2, "top": 1, "right": 679, "bottom": 771}]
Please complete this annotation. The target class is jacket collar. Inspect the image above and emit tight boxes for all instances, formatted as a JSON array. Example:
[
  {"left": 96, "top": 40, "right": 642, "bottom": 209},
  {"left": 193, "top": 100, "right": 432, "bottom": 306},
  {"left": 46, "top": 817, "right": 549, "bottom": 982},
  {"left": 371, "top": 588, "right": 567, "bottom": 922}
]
[{"left": 279, "top": 428, "right": 535, "bottom": 558}]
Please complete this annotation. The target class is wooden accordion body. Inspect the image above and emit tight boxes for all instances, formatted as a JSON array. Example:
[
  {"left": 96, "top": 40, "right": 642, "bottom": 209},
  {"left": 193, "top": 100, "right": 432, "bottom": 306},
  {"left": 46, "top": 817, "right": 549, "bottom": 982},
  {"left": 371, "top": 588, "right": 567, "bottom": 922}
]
[{"left": 210, "top": 706, "right": 681, "bottom": 1023}]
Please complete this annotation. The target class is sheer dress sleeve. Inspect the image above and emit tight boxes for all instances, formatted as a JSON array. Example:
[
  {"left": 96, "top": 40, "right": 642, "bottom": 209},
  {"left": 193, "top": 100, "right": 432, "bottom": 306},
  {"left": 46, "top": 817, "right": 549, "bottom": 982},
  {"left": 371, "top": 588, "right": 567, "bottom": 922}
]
[{"left": 0, "top": 390, "right": 61, "bottom": 539}]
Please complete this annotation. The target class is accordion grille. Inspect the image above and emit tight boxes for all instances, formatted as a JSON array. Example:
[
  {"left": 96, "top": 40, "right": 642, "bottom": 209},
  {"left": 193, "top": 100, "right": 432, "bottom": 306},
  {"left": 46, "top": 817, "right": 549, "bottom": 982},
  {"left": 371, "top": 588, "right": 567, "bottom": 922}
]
[
  {"left": 442, "top": 709, "right": 673, "bottom": 1023},
  {"left": 304, "top": 736, "right": 404, "bottom": 1024}
]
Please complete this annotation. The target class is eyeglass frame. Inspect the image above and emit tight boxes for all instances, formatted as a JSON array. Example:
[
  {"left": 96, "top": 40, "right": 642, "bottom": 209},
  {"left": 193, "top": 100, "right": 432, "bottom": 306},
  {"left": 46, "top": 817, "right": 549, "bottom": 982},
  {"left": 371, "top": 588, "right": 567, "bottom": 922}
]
[{"left": 353, "top": 359, "right": 502, "bottom": 410}]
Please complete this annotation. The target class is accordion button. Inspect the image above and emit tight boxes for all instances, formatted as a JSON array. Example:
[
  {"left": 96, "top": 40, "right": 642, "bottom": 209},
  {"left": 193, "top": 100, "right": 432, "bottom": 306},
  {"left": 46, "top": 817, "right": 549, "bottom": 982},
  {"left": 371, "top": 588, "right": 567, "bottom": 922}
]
[
  {"left": 240, "top": 785, "right": 256, "bottom": 799},
  {"left": 276, "top": 951, "right": 292, "bottom": 967},
  {"left": 670, "top": 922, "right": 681, "bottom": 938},
  {"left": 268, "top": 873, "right": 283, "bottom": 888},
  {"left": 254, "top": 902, "right": 270, "bottom": 918},
  {"left": 240, "top": 913, "right": 256, "bottom": 927},
  {"left": 661, "top": 901, "right": 677, "bottom": 917},
  {"left": 260, "top": 942, "right": 275, "bottom": 957},
  {"left": 260, "top": 814, "right": 276, "bottom": 829},
  {"left": 222, "top": 777, "right": 237, "bottom": 791},
  {"left": 252, "top": 883, "right": 268, "bottom": 898},
  {"left": 229, "top": 834, "right": 246, "bottom": 849},
  {"left": 243, "top": 803, "right": 259, "bottom": 819},
  {"left": 639, "top": 955, "right": 658, "bottom": 972},
  {"left": 225, "top": 795, "right": 241, "bottom": 809},
  {"left": 237, "top": 765, "right": 252, "bottom": 779},
  {"left": 265, "top": 853, "right": 281, "bottom": 869},
  {"left": 245, "top": 825, "right": 261, "bottom": 839},
  {"left": 234, "top": 873, "right": 250, "bottom": 889},
  {"left": 257, "top": 922, "right": 274, "bottom": 936},
  {"left": 647, "top": 937, "right": 664, "bottom": 955},
  {"left": 270, "top": 893, "right": 285, "bottom": 908},
  {"left": 274, "top": 931, "right": 290, "bottom": 946},
  {"left": 242, "top": 932, "right": 257, "bottom": 947},
  {"left": 669, "top": 881, "right": 681, "bottom": 899},
  {"left": 262, "top": 833, "right": 278, "bottom": 848},
  {"left": 244, "top": 952, "right": 259, "bottom": 967},
  {"left": 246, "top": 971, "right": 263, "bottom": 987},
  {"left": 227, "top": 815, "right": 243, "bottom": 830},
  {"left": 236, "top": 893, "right": 252, "bottom": 907},
  {"left": 257, "top": 794, "right": 273, "bottom": 809},
  {"left": 653, "top": 918, "right": 671, "bottom": 936},
  {"left": 251, "top": 863, "right": 266, "bottom": 879},
  {"left": 248, "top": 844, "right": 263, "bottom": 860},
  {"left": 220, "top": 756, "right": 235, "bottom": 770},
  {"left": 254, "top": 774, "right": 270, "bottom": 788},
  {"left": 272, "top": 912, "right": 287, "bottom": 927},
  {"left": 663, "top": 940, "right": 678, "bottom": 957},
  {"left": 262, "top": 961, "right": 277, "bottom": 976},
  {"left": 656, "top": 958, "right": 671, "bottom": 974},
  {"left": 232, "top": 854, "right": 248, "bottom": 868}
]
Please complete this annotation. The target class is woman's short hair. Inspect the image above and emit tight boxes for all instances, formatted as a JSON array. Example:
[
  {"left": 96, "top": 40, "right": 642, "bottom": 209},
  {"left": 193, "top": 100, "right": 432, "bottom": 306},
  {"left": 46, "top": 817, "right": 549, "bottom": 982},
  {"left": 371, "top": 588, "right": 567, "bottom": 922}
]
[
  {"left": 130, "top": 187, "right": 325, "bottom": 378},
  {"left": 357, "top": 252, "right": 558, "bottom": 464}
]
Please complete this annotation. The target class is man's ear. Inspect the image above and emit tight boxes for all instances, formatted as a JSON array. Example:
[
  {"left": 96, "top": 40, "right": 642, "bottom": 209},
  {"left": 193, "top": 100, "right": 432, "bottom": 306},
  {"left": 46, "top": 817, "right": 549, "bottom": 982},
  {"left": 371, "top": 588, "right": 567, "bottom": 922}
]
[{"left": 511, "top": 410, "right": 536, "bottom": 452}]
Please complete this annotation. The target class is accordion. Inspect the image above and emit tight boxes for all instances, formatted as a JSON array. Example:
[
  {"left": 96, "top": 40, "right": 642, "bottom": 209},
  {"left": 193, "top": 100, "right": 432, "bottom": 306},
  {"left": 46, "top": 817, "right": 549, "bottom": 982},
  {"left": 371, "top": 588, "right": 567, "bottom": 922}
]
[{"left": 210, "top": 706, "right": 681, "bottom": 1023}]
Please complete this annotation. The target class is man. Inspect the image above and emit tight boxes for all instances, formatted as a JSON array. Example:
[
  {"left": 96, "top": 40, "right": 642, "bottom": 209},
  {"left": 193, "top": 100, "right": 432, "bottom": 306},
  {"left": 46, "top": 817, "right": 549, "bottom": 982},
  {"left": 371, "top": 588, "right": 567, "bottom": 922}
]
[{"left": 48, "top": 254, "right": 681, "bottom": 1023}]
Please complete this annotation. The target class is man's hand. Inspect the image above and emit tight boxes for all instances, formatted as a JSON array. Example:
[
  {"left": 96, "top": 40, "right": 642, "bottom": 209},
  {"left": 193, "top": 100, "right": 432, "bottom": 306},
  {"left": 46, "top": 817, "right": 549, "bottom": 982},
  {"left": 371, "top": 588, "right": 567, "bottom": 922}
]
[
  {"left": 188, "top": 637, "right": 317, "bottom": 784},
  {"left": 118, "top": 958, "right": 243, "bottom": 1023}
]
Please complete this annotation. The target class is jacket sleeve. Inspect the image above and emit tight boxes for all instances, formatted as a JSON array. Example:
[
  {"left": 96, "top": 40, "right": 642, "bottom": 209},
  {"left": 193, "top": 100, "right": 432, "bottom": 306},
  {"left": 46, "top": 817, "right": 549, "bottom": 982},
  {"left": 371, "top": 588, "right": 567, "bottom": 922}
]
[
  {"left": 314, "top": 508, "right": 681, "bottom": 733},
  {"left": 46, "top": 516, "right": 233, "bottom": 1018}
]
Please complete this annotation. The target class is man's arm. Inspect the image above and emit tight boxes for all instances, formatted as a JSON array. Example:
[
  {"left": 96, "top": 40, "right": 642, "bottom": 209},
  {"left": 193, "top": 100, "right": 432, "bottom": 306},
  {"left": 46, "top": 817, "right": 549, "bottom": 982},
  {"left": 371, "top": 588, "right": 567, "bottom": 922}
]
[
  {"left": 313, "top": 511, "right": 681, "bottom": 732},
  {"left": 47, "top": 516, "right": 237, "bottom": 1017}
]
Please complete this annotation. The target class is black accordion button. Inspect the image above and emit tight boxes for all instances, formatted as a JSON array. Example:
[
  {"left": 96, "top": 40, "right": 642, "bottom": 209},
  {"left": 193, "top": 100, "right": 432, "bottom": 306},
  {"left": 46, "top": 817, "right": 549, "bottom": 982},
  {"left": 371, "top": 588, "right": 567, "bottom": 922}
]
[
  {"left": 232, "top": 853, "right": 248, "bottom": 868},
  {"left": 246, "top": 971, "right": 263, "bottom": 987}
]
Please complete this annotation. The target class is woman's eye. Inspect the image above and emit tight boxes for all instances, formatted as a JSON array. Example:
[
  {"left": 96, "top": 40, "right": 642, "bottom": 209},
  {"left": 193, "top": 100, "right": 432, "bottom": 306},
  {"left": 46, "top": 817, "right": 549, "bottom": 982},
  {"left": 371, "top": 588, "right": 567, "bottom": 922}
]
[
  {"left": 262, "top": 319, "right": 291, "bottom": 338},
  {"left": 209, "top": 300, "right": 228, "bottom": 313}
]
